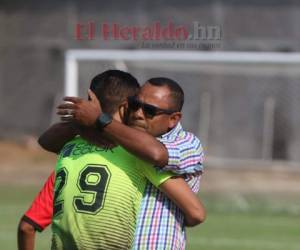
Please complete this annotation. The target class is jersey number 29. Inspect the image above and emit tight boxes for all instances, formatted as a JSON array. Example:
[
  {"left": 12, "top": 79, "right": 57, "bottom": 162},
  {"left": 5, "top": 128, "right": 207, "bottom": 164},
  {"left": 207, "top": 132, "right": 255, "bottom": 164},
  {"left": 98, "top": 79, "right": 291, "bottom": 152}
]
[{"left": 54, "top": 164, "right": 111, "bottom": 216}]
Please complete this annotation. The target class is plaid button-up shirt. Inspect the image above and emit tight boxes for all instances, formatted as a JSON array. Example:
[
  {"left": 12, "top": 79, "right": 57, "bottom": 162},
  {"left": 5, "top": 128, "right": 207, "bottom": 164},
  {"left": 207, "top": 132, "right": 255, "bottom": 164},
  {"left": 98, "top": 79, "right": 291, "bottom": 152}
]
[{"left": 132, "top": 122, "right": 204, "bottom": 250}]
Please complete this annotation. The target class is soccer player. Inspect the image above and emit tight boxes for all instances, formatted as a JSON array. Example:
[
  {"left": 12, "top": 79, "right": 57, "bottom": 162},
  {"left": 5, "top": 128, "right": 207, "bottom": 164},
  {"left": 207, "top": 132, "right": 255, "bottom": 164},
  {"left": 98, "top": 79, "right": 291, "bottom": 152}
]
[{"left": 17, "top": 71, "right": 203, "bottom": 250}]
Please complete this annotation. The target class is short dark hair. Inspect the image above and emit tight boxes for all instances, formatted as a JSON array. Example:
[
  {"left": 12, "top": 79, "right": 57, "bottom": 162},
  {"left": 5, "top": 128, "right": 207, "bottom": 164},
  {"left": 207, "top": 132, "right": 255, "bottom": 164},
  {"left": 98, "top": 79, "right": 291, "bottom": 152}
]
[
  {"left": 147, "top": 77, "right": 184, "bottom": 111},
  {"left": 90, "top": 70, "right": 140, "bottom": 114}
]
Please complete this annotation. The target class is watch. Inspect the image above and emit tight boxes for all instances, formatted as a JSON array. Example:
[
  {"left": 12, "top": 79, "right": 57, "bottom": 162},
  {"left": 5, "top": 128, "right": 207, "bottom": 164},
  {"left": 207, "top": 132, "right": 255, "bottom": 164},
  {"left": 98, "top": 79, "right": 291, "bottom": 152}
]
[{"left": 95, "top": 113, "right": 113, "bottom": 130}]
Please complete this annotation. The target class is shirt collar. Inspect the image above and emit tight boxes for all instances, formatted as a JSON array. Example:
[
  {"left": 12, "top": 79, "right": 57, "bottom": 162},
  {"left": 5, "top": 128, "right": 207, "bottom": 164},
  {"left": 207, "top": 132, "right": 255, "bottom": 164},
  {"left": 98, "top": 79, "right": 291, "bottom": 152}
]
[{"left": 160, "top": 122, "right": 183, "bottom": 140}]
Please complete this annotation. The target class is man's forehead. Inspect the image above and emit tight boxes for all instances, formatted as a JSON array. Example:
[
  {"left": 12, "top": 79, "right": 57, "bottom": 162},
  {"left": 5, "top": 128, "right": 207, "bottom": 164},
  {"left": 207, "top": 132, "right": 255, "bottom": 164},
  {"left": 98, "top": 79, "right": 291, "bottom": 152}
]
[{"left": 139, "top": 83, "right": 170, "bottom": 99}]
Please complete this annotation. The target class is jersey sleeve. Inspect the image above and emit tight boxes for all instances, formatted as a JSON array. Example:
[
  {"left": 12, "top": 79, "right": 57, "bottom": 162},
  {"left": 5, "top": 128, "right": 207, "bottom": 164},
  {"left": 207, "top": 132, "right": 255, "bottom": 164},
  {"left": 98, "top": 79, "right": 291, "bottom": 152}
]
[
  {"left": 136, "top": 158, "right": 174, "bottom": 187},
  {"left": 158, "top": 133, "right": 204, "bottom": 175},
  {"left": 22, "top": 171, "right": 55, "bottom": 232}
]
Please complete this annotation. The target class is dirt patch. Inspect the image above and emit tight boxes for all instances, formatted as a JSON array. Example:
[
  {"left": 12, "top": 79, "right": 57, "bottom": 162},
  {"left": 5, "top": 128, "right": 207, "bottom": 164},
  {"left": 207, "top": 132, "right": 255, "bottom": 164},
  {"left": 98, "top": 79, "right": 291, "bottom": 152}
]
[{"left": 0, "top": 140, "right": 56, "bottom": 186}]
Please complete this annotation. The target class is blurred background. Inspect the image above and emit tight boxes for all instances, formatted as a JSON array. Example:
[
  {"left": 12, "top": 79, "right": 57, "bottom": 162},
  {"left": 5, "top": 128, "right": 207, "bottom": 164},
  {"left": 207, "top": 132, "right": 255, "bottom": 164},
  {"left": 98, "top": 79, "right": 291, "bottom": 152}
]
[{"left": 0, "top": 0, "right": 299, "bottom": 249}]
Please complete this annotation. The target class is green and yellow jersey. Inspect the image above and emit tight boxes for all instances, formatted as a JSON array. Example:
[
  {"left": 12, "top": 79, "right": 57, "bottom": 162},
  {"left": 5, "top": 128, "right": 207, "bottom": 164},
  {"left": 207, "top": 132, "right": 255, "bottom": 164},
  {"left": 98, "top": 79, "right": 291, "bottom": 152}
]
[{"left": 51, "top": 137, "right": 172, "bottom": 250}]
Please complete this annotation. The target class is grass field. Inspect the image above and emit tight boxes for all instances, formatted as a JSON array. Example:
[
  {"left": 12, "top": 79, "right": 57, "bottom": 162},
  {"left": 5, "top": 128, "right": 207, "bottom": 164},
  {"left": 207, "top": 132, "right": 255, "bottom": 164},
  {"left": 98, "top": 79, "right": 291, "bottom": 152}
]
[{"left": 1, "top": 185, "right": 299, "bottom": 250}]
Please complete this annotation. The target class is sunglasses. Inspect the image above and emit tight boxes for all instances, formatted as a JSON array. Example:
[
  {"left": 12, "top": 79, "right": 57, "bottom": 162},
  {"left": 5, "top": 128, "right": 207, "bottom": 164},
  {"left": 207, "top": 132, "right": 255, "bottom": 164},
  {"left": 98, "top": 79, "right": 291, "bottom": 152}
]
[{"left": 127, "top": 96, "right": 176, "bottom": 119}]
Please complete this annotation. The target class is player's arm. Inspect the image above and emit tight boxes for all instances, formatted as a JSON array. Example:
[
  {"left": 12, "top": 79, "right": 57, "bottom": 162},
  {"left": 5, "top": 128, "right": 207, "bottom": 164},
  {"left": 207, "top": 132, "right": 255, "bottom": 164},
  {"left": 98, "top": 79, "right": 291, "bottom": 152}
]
[
  {"left": 18, "top": 220, "right": 36, "bottom": 250},
  {"left": 159, "top": 176, "right": 206, "bottom": 227},
  {"left": 38, "top": 122, "right": 78, "bottom": 153},
  {"left": 141, "top": 161, "right": 205, "bottom": 227},
  {"left": 18, "top": 172, "right": 55, "bottom": 250},
  {"left": 57, "top": 92, "right": 169, "bottom": 166},
  {"left": 101, "top": 119, "right": 169, "bottom": 166}
]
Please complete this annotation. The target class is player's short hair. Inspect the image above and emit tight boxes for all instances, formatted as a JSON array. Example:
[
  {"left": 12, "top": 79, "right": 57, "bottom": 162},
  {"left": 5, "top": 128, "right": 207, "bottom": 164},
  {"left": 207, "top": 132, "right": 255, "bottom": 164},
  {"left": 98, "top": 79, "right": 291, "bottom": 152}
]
[
  {"left": 146, "top": 77, "right": 184, "bottom": 111},
  {"left": 90, "top": 70, "right": 140, "bottom": 115}
]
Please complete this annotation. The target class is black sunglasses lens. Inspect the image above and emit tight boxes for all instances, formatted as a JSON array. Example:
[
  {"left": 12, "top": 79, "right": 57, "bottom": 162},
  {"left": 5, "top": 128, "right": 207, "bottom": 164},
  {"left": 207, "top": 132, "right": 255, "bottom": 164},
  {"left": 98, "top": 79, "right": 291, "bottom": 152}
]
[
  {"left": 143, "top": 104, "right": 157, "bottom": 118},
  {"left": 128, "top": 96, "right": 170, "bottom": 118}
]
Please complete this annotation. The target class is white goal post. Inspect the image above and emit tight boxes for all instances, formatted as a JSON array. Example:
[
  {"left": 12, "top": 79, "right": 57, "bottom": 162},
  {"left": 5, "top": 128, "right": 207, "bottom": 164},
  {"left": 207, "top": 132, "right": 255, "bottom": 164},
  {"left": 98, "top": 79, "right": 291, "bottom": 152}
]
[{"left": 64, "top": 49, "right": 300, "bottom": 97}]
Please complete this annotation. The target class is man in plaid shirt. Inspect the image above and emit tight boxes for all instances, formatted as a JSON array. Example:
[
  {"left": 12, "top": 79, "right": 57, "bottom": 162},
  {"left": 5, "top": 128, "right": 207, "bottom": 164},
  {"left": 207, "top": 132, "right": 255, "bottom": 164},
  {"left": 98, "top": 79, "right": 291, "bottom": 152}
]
[
  {"left": 127, "top": 78, "right": 203, "bottom": 249},
  {"left": 133, "top": 122, "right": 203, "bottom": 249}
]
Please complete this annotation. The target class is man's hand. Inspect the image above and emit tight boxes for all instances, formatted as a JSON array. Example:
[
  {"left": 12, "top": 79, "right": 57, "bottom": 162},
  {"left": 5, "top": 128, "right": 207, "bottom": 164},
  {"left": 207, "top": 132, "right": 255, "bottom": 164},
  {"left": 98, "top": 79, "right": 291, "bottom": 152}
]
[{"left": 57, "top": 89, "right": 101, "bottom": 127}]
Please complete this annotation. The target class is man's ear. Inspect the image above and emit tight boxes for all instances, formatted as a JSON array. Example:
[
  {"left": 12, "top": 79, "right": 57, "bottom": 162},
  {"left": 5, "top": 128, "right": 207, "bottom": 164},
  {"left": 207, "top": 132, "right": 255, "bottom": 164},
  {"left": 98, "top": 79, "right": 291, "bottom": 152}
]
[
  {"left": 118, "top": 101, "right": 128, "bottom": 123},
  {"left": 168, "top": 112, "right": 182, "bottom": 129}
]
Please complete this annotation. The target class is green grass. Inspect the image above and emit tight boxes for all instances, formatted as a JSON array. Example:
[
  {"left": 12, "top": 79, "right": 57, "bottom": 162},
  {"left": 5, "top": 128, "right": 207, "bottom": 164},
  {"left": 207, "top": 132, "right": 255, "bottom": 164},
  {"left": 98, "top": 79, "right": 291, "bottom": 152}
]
[
  {"left": 187, "top": 213, "right": 299, "bottom": 250},
  {"left": 1, "top": 186, "right": 299, "bottom": 250},
  {"left": 187, "top": 193, "right": 300, "bottom": 250},
  {"left": 0, "top": 186, "right": 51, "bottom": 250}
]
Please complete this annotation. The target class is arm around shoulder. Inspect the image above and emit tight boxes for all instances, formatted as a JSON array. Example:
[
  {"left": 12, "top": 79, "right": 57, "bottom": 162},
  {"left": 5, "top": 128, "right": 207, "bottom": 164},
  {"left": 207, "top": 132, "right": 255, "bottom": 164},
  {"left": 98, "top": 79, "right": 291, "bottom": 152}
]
[{"left": 159, "top": 176, "right": 206, "bottom": 227}]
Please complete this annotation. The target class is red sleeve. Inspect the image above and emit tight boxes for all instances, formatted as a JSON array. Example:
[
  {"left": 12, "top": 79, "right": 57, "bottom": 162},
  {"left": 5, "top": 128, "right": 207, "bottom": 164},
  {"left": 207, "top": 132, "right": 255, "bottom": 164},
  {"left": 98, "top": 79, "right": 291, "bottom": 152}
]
[{"left": 23, "top": 171, "right": 55, "bottom": 232}]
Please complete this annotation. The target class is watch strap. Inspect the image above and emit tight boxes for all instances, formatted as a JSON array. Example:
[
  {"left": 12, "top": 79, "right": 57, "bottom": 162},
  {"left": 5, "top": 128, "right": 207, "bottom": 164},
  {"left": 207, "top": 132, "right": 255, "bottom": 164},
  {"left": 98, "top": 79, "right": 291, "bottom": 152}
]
[{"left": 95, "top": 113, "right": 112, "bottom": 130}]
